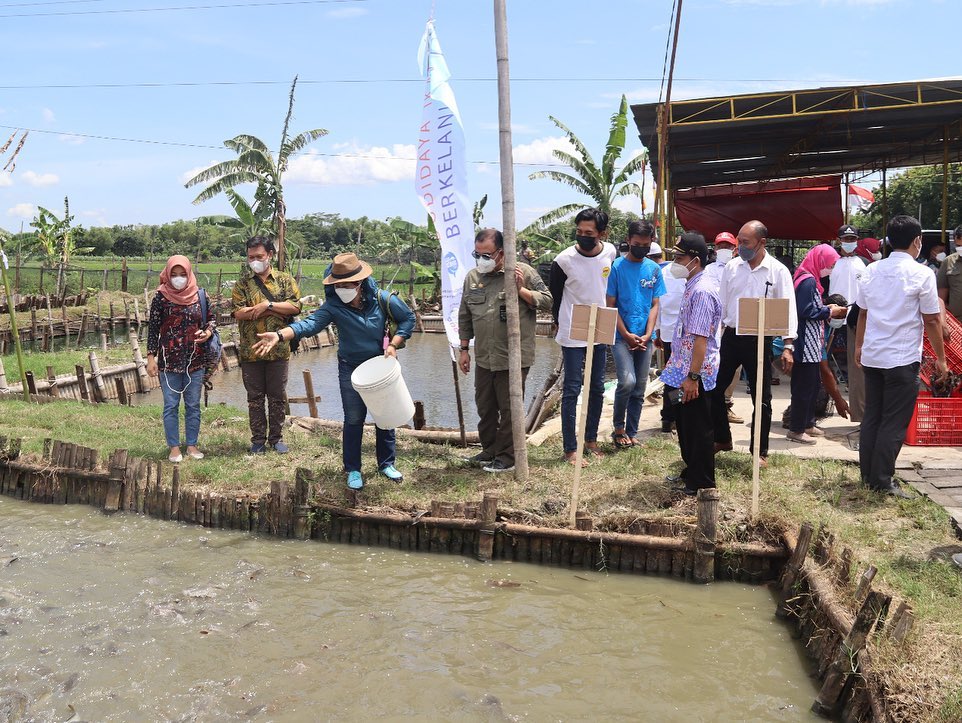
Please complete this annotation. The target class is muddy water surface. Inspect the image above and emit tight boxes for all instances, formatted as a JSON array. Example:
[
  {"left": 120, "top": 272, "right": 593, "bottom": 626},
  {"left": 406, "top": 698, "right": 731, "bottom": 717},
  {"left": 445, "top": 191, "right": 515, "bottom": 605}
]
[{"left": 0, "top": 497, "right": 819, "bottom": 721}]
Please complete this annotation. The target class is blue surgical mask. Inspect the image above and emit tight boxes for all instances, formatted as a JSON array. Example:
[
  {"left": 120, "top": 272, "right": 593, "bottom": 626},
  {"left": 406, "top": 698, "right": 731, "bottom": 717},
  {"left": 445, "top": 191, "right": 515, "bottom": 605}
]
[{"left": 737, "top": 245, "right": 757, "bottom": 262}]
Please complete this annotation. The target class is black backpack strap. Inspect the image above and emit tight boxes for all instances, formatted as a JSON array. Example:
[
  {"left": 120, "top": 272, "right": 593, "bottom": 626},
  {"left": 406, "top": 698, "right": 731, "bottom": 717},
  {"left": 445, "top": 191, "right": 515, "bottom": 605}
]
[{"left": 251, "top": 274, "right": 281, "bottom": 303}]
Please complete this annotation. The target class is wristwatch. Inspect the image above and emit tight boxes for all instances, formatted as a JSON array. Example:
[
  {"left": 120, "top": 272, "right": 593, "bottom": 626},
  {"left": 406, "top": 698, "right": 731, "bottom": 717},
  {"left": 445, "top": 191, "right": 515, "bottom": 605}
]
[
  {"left": 276, "top": 331, "right": 284, "bottom": 342},
  {"left": 460, "top": 345, "right": 470, "bottom": 351},
  {"left": 687, "top": 372, "right": 701, "bottom": 381},
  {"left": 268, "top": 301, "right": 274, "bottom": 310}
]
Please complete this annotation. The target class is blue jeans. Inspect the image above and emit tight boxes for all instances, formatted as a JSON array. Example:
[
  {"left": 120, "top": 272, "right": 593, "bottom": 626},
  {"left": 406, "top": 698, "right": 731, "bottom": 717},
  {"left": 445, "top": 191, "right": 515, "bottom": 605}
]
[
  {"left": 561, "top": 345, "right": 608, "bottom": 453},
  {"left": 338, "top": 357, "right": 396, "bottom": 473},
  {"left": 611, "top": 339, "right": 654, "bottom": 439},
  {"left": 160, "top": 369, "right": 204, "bottom": 447}
]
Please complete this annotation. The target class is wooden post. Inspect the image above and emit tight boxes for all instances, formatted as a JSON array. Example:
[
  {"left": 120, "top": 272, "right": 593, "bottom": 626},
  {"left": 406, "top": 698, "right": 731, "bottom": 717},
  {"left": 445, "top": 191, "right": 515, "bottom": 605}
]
[
  {"left": 133, "top": 298, "right": 142, "bottom": 336},
  {"left": 46, "top": 365, "right": 59, "bottom": 398},
  {"left": 121, "top": 257, "right": 128, "bottom": 292},
  {"left": 100, "top": 332, "right": 108, "bottom": 352},
  {"left": 812, "top": 590, "right": 889, "bottom": 716},
  {"left": 76, "top": 312, "right": 88, "bottom": 348},
  {"left": 0, "top": 358, "right": 6, "bottom": 393},
  {"left": 104, "top": 449, "right": 128, "bottom": 513},
  {"left": 451, "top": 358, "right": 467, "bottom": 447},
  {"left": 776, "top": 523, "right": 814, "bottom": 618},
  {"left": 131, "top": 332, "right": 149, "bottom": 393},
  {"left": 109, "top": 302, "right": 115, "bottom": 336},
  {"left": 30, "top": 308, "right": 38, "bottom": 347},
  {"left": 75, "top": 364, "right": 90, "bottom": 402},
  {"left": 302, "top": 369, "right": 319, "bottom": 419},
  {"left": 477, "top": 492, "right": 498, "bottom": 561},
  {"left": 569, "top": 303, "right": 598, "bottom": 527},
  {"left": 413, "top": 401, "right": 426, "bottom": 430},
  {"left": 575, "top": 511, "right": 593, "bottom": 531},
  {"left": 293, "top": 468, "right": 312, "bottom": 540},
  {"left": 215, "top": 269, "right": 223, "bottom": 300},
  {"left": 88, "top": 351, "right": 107, "bottom": 402},
  {"left": 115, "top": 377, "right": 129, "bottom": 406},
  {"left": 855, "top": 565, "right": 877, "bottom": 603},
  {"left": 25, "top": 371, "right": 38, "bottom": 396},
  {"left": 751, "top": 297, "right": 766, "bottom": 517},
  {"left": 693, "top": 488, "right": 720, "bottom": 583}
]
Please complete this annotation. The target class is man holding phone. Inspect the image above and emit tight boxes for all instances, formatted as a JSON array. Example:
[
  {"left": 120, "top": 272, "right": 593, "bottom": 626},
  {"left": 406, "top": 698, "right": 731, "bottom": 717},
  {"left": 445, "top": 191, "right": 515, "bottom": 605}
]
[{"left": 660, "top": 233, "right": 722, "bottom": 496}]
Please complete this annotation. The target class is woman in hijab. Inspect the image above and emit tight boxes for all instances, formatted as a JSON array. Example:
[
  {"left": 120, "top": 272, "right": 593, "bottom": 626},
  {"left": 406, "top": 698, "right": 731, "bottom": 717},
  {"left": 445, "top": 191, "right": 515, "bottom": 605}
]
[
  {"left": 786, "top": 244, "right": 847, "bottom": 445},
  {"left": 854, "top": 237, "right": 882, "bottom": 265},
  {"left": 146, "top": 255, "right": 216, "bottom": 463}
]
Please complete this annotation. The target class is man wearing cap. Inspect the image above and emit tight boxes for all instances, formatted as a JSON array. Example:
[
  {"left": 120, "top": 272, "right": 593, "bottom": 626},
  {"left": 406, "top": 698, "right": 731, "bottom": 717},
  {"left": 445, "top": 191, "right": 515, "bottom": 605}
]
[
  {"left": 856, "top": 215, "right": 947, "bottom": 497},
  {"left": 705, "top": 231, "right": 744, "bottom": 426},
  {"left": 458, "top": 228, "right": 552, "bottom": 473},
  {"left": 661, "top": 232, "right": 722, "bottom": 495},
  {"left": 937, "top": 225, "right": 962, "bottom": 321},
  {"left": 252, "top": 252, "right": 416, "bottom": 490},
  {"left": 712, "top": 220, "right": 797, "bottom": 465},
  {"left": 829, "top": 225, "right": 867, "bottom": 421},
  {"left": 232, "top": 236, "right": 302, "bottom": 454}
]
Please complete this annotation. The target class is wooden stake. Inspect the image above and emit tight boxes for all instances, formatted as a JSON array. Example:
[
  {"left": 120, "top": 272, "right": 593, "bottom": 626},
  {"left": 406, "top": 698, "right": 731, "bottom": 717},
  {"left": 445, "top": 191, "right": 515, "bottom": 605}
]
[
  {"left": 131, "top": 332, "right": 149, "bottom": 393},
  {"left": 302, "top": 369, "right": 319, "bottom": 419},
  {"left": 694, "top": 488, "right": 720, "bottom": 583},
  {"left": 88, "top": 351, "right": 107, "bottom": 402},
  {"left": 751, "top": 297, "right": 765, "bottom": 517},
  {"left": 569, "top": 303, "right": 598, "bottom": 527},
  {"left": 115, "top": 377, "right": 128, "bottom": 406},
  {"left": 45, "top": 366, "right": 59, "bottom": 398},
  {"left": 451, "top": 358, "right": 467, "bottom": 447}
]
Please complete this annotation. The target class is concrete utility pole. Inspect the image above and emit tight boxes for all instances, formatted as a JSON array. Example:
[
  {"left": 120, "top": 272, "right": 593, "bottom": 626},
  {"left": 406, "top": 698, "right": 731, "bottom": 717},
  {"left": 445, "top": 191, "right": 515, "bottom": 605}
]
[{"left": 493, "top": 0, "right": 528, "bottom": 481}]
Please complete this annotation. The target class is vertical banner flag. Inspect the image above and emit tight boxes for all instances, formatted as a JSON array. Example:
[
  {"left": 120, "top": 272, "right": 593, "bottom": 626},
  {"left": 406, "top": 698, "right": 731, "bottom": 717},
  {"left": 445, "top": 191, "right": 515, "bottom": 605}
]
[{"left": 416, "top": 20, "right": 474, "bottom": 347}]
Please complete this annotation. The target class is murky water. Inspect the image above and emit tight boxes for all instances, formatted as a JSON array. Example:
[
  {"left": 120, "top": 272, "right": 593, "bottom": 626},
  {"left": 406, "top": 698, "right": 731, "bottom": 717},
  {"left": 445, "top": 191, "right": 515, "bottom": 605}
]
[
  {"left": 138, "top": 333, "right": 561, "bottom": 430},
  {"left": 0, "top": 497, "right": 819, "bottom": 721}
]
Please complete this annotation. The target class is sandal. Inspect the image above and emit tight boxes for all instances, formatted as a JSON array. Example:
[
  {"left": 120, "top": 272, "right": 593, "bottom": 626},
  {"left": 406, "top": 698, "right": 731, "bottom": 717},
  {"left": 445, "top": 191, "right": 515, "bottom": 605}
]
[{"left": 611, "top": 431, "right": 634, "bottom": 450}]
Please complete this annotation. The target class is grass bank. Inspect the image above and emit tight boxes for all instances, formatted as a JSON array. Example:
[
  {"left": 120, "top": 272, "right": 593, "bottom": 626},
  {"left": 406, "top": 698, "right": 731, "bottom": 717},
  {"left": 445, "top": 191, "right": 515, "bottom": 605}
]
[{"left": 0, "top": 397, "right": 960, "bottom": 720}]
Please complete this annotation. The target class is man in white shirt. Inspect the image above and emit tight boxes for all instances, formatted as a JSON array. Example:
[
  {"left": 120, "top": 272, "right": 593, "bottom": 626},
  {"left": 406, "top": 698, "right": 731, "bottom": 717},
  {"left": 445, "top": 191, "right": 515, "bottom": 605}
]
[
  {"left": 704, "top": 231, "right": 744, "bottom": 425},
  {"left": 711, "top": 220, "right": 797, "bottom": 464},
  {"left": 856, "top": 215, "right": 947, "bottom": 497},
  {"left": 654, "top": 241, "right": 687, "bottom": 433},
  {"left": 549, "top": 207, "right": 618, "bottom": 464},
  {"left": 830, "top": 224, "right": 867, "bottom": 422}
]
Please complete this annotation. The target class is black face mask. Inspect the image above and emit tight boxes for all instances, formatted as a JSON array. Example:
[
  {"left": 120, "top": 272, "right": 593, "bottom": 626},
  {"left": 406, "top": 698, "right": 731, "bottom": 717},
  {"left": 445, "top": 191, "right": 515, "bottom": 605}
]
[
  {"left": 575, "top": 235, "right": 597, "bottom": 252},
  {"left": 629, "top": 245, "right": 649, "bottom": 259}
]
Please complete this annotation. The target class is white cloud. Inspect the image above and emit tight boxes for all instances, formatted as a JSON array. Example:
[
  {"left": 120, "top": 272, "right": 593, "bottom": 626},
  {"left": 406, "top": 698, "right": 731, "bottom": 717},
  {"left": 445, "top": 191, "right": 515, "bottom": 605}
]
[
  {"left": 58, "top": 134, "right": 85, "bottom": 145},
  {"left": 21, "top": 170, "right": 59, "bottom": 187},
  {"left": 512, "top": 136, "right": 574, "bottom": 166},
  {"left": 81, "top": 209, "right": 108, "bottom": 226},
  {"left": 41, "top": 108, "right": 55, "bottom": 123},
  {"left": 7, "top": 203, "right": 36, "bottom": 219},
  {"left": 286, "top": 143, "right": 416, "bottom": 186},
  {"left": 0, "top": 174, "right": 12, "bottom": 188},
  {"left": 326, "top": 6, "right": 368, "bottom": 18}
]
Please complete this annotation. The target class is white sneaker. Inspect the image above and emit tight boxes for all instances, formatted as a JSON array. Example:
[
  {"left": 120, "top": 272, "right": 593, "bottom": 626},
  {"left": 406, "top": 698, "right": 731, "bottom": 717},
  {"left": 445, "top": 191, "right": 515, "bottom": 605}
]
[
  {"left": 786, "top": 431, "right": 817, "bottom": 445},
  {"left": 168, "top": 453, "right": 183, "bottom": 463},
  {"left": 805, "top": 426, "right": 825, "bottom": 437}
]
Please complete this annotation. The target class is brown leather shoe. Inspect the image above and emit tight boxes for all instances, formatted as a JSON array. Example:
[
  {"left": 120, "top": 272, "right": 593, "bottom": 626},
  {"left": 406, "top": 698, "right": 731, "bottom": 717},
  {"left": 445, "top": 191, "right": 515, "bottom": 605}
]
[{"left": 713, "top": 442, "right": 733, "bottom": 454}]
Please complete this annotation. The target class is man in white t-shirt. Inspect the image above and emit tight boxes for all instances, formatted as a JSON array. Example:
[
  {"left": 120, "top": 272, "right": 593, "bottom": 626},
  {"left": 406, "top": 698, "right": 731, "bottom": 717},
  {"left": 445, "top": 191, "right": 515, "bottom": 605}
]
[
  {"left": 549, "top": 207, "right": 618, "bottom": 464},
  {"left": 855, "top": 215, "right": 947, "bottom": 496},
  {"left": 704, "top": 231, "right": 744, "bottom": 425},
  {"left": 829, "top": 224, "right": 867, "bottom": 421}
]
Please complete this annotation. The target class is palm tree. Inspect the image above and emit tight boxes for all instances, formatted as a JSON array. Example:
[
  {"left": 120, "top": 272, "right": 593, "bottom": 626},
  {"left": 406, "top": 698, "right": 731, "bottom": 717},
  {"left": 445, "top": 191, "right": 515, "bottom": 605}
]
[
  {"left": 184, "top": 76, "right": 327, "bottom": 270},
  {"left": 526, "top": 94, "right": 645, "bottom": 230}
]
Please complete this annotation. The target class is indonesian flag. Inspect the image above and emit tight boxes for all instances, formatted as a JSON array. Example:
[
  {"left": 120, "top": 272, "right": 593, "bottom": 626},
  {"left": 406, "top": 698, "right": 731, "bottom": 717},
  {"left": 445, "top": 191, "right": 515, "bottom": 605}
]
[{"left": 848, "top": 184, "right": 875, "bottom": 213}]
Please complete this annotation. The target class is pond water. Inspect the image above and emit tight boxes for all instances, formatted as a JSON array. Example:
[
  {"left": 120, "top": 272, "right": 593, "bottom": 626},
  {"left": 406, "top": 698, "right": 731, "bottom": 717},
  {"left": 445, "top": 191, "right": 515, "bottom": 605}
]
[
  {"left": 138, "top": 333, "right": 562, "bottom": 431},
  {"left": 0, "top": 497, "right": 819, "bottom": 721}
]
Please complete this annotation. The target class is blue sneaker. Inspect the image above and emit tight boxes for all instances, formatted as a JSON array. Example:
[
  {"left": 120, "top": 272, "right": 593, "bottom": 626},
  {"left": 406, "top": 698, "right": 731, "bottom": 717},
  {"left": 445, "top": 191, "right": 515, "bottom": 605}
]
[
  {"left": 347, "top": 471, "right": 364, "bottom": 490},
  {"left": 273, "top": 441, "right": 289, "bottom": 454},
  {"left": 379, "top": 464, "right": 403, "bottom": 482},
  {"left": 250, "top": 443, "right": 267, "bottom": 454}
]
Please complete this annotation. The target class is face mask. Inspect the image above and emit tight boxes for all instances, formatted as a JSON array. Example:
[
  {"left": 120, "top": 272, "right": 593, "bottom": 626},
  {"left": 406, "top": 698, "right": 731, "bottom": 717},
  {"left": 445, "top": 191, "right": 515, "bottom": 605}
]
[
  {"left": 249, "top": 259, "right": 269, "bottom": 274},
  {"left": 335, "top": 286, "right": 358, "bottom": 304},
  {"left": 840, "top": 241, "right": 858, "bottom": 254},
  {"left": 476, "top": 256, "right": 497, "bottom": 274},
  {"left": 715, "top": 249, "right": 733, "bottom": 265},
  {"left": 170, "top": 276, "right": 188, "bottom": 290},
  {"left": 871, "top": 252, "right": 882, "bottom": 261},
  {"left": 575, "top": 235, "right": 598, "bottom": 252},
  {"left": 629, "top": 245, "right": 649, "bottom": 260},
  {"left": 936, "top": 252, "right": 947, "bottom": 263},
  {"left": 737, "top": 245, "right": 757, "bottom": 262},
  {"left": 669, "top": 260, "right": 692, "bottom": 279},
  {"left": 828, "top": 317, "right": 846, "bottom": 330}
]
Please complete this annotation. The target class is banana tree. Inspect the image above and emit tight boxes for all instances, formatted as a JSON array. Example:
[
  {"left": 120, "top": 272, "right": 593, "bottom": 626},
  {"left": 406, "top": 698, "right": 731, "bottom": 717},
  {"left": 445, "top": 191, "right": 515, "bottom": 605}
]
[
  {"left": 389, "top": 218, "right": 439, "bottom": 298},
  {"left": 30, "top": 196, "right": 92, "bottom": 297}
]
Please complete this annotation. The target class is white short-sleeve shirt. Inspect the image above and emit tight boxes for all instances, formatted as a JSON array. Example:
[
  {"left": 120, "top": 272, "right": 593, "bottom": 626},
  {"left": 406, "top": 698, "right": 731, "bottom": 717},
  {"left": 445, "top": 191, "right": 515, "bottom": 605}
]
[
  {"left": 718, "top": 252, "right": 798, "bottom": 340},
  {"left": 855, "top": 250, "right": 941, "bottom": 369}
]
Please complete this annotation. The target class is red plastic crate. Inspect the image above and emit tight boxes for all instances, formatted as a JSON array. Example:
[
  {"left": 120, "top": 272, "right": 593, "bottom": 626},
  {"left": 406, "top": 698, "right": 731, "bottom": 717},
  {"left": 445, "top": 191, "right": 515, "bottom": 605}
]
[
  {"left": 905, "top": 392, "right": 962, "bottom": 446},
  {"left": 922, "top": 311, "right": 962, "bottom": 394}
]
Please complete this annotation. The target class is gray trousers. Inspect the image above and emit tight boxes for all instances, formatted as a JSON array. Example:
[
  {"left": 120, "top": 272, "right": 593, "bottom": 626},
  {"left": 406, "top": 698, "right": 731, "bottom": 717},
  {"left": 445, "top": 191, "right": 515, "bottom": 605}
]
[
  {"left": 475, "top": 365, "right": 528, "bottom": 466},
  {"left": 846, "top": 330, "right": 865, "bottom": 423}
]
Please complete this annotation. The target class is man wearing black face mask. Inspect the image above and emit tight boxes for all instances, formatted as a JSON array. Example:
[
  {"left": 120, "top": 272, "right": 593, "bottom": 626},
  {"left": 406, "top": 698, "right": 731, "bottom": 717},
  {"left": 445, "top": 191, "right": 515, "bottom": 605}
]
[{"left": 550, "top": 207, "right": 618, "bottom": 464}]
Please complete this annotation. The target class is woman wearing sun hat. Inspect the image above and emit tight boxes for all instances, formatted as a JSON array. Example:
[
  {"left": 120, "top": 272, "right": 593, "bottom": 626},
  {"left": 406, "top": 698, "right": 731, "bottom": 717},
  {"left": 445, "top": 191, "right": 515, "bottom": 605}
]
[{"left": 252, "top": 252, "right": 416, "bottom": 490}]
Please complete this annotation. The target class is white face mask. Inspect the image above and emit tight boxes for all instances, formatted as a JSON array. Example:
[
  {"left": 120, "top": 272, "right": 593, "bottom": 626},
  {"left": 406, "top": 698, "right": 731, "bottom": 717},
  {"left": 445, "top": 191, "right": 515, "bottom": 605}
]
[
  {"left": 714, "top": 248, "right": 733, "bottom": 265},
  {"left": 170, "top": 276, "right": 188, "bottom": 290},
  {"left": 828, "top": 317, "right": 846, "bottom": 330},
  {"left": 871, "top": 252, "right": 882, "bottom": 261},
  {"left": 840, "top": 241, "right": 858, "bottom": 254},
  {"left": 335, "top": 286, "right": 358, "bottom": 304},
  {"left": 476, "top": 257, "right": 498, "bottom": 274},
  {"left": 669, "top": 260, "right": 691, "bottom": 279},
  {"left": 936, "top": 252, "right": 947, "bottom": 263},
  {"left": 249, "top": 259, "right": 269, "bottom": 274}
]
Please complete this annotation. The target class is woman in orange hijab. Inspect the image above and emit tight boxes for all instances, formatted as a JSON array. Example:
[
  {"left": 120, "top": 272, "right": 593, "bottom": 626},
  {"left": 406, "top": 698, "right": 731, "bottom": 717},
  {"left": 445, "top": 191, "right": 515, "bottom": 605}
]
[{"left": 146, "top": 255, "right": 216, "bottom": 462}]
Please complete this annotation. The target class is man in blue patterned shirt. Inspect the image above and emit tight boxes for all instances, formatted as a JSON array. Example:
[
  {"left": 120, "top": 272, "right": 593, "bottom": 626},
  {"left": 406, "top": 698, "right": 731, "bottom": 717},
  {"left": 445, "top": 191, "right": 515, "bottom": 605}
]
[{"left": 660, "top": 233, "right": 722, "bottom": 496}]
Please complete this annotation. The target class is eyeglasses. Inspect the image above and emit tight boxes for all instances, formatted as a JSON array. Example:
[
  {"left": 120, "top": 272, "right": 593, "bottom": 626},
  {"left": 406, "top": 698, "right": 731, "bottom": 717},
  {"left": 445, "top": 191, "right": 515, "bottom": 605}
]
[{"left": 471, "top": 250, "right": 498, "bottom": 261}]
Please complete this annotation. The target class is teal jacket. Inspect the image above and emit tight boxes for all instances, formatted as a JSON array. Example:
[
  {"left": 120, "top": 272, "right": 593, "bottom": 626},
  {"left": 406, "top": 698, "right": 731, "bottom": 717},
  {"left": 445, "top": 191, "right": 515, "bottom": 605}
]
[{"left": 289, "top": 276, "right": 416, "bottom": 366}]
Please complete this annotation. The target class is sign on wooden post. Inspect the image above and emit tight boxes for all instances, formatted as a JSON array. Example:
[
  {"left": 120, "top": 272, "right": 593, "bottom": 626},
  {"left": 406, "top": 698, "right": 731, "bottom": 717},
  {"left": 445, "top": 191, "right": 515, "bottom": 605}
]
[
  {"left": 566, "top": 303, "right": 618, "bottom": 527},
  {"left": 736, "top": 297, "right": 790, "bottom": 517}
]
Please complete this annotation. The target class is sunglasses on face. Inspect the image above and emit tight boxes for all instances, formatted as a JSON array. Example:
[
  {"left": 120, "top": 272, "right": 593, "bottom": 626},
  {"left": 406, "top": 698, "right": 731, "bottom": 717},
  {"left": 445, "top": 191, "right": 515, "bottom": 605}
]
[{"left": 471, "top": 250, "right": 499, "bottom": 261}]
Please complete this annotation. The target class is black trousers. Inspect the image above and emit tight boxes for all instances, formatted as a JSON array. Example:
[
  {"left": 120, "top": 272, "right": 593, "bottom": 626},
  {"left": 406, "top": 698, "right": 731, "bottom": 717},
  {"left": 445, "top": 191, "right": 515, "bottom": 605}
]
[
  {"left": 859, "top": 363, "right": 919, "bottom": 489},
  {"left": 789, "top": 361, "right": 821, "bottom": 433},
  {"left": 670, "top": 381, "right": 715, "bottom": 490},
  {"left": 711, "top": 328, "right": 773, "bottom": 457},
  {"left": 660, "top": 341, "right": 675, "bottom": 424}
]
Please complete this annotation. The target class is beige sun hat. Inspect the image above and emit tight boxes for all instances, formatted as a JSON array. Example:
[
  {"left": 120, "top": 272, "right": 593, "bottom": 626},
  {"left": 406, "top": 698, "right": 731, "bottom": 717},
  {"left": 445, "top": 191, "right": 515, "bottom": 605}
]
[{"left": 323, "top": 252, "right": 373, "bottom": 285}]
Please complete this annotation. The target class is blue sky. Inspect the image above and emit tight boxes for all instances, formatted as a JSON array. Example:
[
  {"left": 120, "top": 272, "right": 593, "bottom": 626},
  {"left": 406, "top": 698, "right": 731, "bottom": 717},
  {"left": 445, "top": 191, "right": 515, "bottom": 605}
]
[{"left": 0, "top": 0, "right": 957, "bottom": 235}]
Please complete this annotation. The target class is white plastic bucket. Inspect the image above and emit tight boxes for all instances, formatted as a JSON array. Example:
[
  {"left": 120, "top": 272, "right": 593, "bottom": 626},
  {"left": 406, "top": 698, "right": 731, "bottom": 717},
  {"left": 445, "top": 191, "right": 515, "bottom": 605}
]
[{"left": 350, "top": 356, "right": 415, "bottom": 430}]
